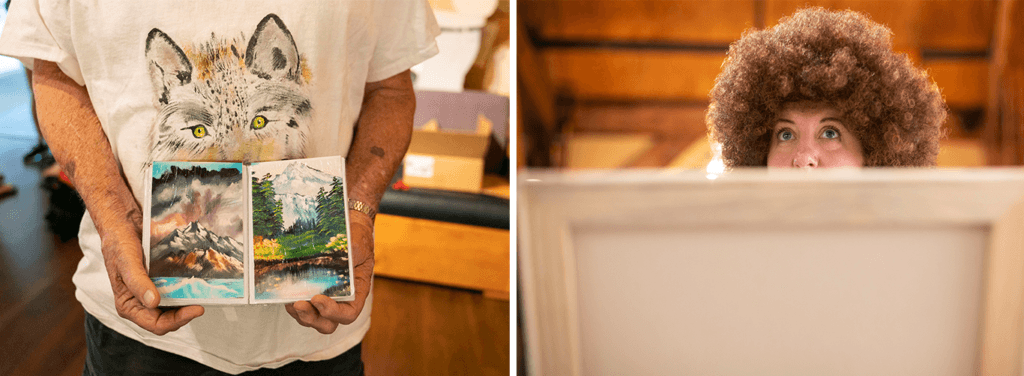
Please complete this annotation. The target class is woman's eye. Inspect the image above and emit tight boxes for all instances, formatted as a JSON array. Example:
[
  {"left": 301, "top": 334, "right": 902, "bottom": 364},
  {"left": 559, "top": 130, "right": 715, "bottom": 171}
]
[
  {"left": 251, "top": 115, "right": 267, "bottom": 130},
  {"left": 777, "top": 130, "right": 794, "bottom": 141},
  {"left": 822, "top": 128, "right": 839, "bottom": 139},
  {"left": 183, "top": 125, "right": 207, "bottom": 138}
]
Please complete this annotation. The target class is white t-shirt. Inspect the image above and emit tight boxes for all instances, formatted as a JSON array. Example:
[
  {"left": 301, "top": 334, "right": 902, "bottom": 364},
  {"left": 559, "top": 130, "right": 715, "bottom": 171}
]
[{"left": 0, "top": 1, "right": 438, "bottom": 373}]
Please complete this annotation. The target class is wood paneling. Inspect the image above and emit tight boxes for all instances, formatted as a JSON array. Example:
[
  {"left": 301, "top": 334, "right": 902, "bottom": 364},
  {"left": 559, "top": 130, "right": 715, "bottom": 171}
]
[
  {"left": 518, "top": 16, "right": 558, "bottom": 166},
  {"left": 625, "top": 138, "right": 697, "bottom": 168},
  {"left": 564, "top": 134, "right": 654, "bottom": 169},
  {"left": 570, "top": 103, "right": 708, "bottom": 138},
  {"left": 925, "top": 59, "right": 989, "bottom": 109},
  {"left": 518, "top": 18, "right": 557, "bottom": 131},
  {"left": 374, "top": 214, "right": 510, "bottom": 297},
  {"left": 518, "top": 103, "right": 527, "bottom": 168},
  {"left": 985, "top": 0, "right": 1024, "bottom": 166},
  {"left": 525, "top": 0, "right": 993, "bottom": 51},
  {"left": 523, "top": 0, "right": 755, "bottom": 45},
  {"left": 919, "top": 0, "right": 996, "bottom": 51},
  {"left": 544, "top": 50, "right": 726, "bottom": 101},
  {"left": 568, "top": 103, "right": 709, "bottom": 168},
  {"left": 669, "top": 136, "right": 715, "bottom": 169},
  {"left": 545, "top": 53, "right": 986, "bottom": 109},
  {"left": 937, "top": 138, "right": 988, "bottom": 167},
  {"left": 767, "top": 1, "right": 994, "bottom": 51}
]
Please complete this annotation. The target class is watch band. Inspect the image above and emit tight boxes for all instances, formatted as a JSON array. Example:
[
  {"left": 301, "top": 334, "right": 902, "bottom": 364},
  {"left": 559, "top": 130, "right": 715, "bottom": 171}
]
[{"left": 348, "top": 198, "right": 377, "bottom": 220}]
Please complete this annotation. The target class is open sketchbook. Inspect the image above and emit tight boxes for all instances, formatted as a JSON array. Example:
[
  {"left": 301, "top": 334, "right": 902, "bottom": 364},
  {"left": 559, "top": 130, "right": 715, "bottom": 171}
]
[{"left": 143, "top": 156, "right": 355, "bottom": 305}]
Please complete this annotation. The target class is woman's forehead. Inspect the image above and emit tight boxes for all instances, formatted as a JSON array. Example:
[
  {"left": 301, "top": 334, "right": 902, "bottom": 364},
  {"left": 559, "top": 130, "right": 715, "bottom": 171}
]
[
  {"left": 777, "top": 103, "right": 842, "bottom": 121},
  {"left": 781, "top": 101, "right": 837, "bottom": 113}
]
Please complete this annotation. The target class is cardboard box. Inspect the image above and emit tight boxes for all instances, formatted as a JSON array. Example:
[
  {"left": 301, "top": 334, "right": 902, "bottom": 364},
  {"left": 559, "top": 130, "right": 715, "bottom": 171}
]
[
  {"left": 404, "top": 91, "right": 508, "bottom": 193},
  {"left": 403, "top": 117, "right": 492, "bottom": 193}
]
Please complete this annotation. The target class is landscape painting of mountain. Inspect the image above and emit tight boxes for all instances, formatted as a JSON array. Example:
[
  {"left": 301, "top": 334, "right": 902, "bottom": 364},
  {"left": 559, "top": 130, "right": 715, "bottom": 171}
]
[
  {"left": 148, "top": 162, "right": 246, "bottom": 301},
  {"left": 250, "top": 157, "right": 353, "bottom": 302}
]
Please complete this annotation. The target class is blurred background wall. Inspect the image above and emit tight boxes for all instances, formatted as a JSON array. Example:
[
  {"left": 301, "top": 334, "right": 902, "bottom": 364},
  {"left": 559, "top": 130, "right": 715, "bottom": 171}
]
[{"left": 518, "top": 0, "right": 1024, "bottom": 169}]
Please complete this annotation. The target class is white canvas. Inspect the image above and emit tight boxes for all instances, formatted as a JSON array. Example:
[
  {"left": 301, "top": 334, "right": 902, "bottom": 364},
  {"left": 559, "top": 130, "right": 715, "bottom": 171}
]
[{"left": 519, "top": 168, "right": 1024, "bottom": 376}]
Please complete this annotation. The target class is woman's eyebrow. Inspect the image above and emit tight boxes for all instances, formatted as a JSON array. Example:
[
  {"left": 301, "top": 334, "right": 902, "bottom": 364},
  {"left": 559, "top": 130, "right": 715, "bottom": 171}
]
[
  {"left": 777, "top": 118, "right": 795, "bottom": 124},
  {"left": 821, "top": 117, "right": 843, "bottom": 123}
]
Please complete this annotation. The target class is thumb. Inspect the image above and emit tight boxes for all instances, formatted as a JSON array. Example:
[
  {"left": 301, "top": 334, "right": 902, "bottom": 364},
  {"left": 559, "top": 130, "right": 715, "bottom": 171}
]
[{"left": 117, "top": 251, "right": 160, "bottom": 308}]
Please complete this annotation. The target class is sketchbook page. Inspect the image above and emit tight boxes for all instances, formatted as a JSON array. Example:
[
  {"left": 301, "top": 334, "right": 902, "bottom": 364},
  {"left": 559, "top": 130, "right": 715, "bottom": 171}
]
[
  {"left": 249, "top": 156, "right": 355, "bottom": 304},
  {"left": 148, "top": 161, "right": 248, "bottom": 306},
  {"left": 143, "top": 165, "right": 153, "bottom": 277},
  {"left": 245, "top": 164, "right": 254, "bottom": 303},
  {"left": 338, "top": 157, "right": 355, "bottom": 303}
]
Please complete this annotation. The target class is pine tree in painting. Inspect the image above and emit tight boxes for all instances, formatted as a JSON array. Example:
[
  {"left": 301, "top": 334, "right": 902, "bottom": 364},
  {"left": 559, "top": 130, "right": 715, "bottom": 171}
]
[
  {"left": 252, "top": 173, "right": 284, "bottom": 238},
  {"left": 315, "top": 177, "right": 347, "bottom": 238}
]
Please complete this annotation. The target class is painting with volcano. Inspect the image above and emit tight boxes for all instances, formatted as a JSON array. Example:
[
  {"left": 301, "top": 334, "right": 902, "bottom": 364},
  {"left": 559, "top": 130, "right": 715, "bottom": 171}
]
[
  {"left": 145, "top": 162, "right": 247, "bottom": 303},
  {"left": 249, "top": 156, "right": 353, "bottom": 303}
]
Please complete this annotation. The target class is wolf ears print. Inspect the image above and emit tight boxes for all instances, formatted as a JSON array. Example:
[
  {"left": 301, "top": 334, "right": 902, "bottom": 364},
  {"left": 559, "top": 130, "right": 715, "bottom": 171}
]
[
  {"left": 144, "top": 13, "right": 300, "bottom": 107},
  {"left": 245, "top": 14, "right": 301, "bottom": 83},
  {"left": 145, "top": 29, "right": 192, "bottom": 105}
]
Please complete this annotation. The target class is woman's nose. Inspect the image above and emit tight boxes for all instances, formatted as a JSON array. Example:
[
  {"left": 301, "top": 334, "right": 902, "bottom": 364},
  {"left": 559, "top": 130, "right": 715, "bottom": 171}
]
[{"left": 792, "top": 144, "right": 819, "bottom": 168}]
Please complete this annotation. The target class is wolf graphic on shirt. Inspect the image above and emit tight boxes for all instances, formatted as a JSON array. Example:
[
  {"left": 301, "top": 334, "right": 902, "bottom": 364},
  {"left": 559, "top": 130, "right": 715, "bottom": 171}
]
[{"left": 144, "top": 14, "right": 312, "bottom": 163}]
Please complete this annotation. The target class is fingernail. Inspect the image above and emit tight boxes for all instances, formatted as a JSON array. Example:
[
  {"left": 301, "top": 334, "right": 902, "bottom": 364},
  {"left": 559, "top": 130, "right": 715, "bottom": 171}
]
[{"left": 143, "top": 291, "right": 155, "bottom": 307}]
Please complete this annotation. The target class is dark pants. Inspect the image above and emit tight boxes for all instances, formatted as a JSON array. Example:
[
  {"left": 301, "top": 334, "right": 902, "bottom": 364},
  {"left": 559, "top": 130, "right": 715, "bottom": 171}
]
[{"left": 83, "top": 312, "right": 364, "bottom": 376}]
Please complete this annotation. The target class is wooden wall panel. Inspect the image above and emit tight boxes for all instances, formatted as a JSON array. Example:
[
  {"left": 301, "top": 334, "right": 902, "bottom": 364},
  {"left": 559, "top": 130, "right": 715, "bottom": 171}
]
[
  {"left": 543, "top": 50, "right": 726, "bottom": 101},
  {"left": 518, "top": 20, "right": 557, "bottom": 131},
  {"left": 919, "top": 0, "right": 995, "bottom": 51},
  {"left": 985, "top": 0, "right": 1024, "bottom": 166},
  {"left": 938, "top": 138, "right": 988, "bottom": 167},
  {"left": 542, "top": 52, "right": 986, "bottom": 108},
  {"left": 375, "top": 214, "right": 510, "bottom": 296},
  {"left": 522, "top": 0, "right": 755, "bottom": 44},
  {"left": 519, "top": 16, "right": 557, "bottom": 166},
  {"left": 925, "top": 59, "right": 989, "bottom": 109},
  {"left": 563, "top": 134, "right": 654, "bottom": 169},
  {"left": 570, "top": 103, "right": 708, "bottom": 139},
  {"left": 626, "top": 138, "right": 698, "bottom": 168},
  {"left": 766, "top": 1, "right": 994, "bottom": 51}
]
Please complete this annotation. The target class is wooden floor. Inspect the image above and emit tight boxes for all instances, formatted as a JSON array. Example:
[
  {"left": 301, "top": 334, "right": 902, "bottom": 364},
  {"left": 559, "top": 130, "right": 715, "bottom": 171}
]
[{"left": 0, "top": 137, "right": 510, "bottom": 375}]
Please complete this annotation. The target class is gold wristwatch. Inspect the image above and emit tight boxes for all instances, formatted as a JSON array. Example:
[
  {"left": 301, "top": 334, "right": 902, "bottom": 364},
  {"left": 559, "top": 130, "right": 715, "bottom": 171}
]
[{"left": 348, "top": 198, "right": 377, "bottom": 221}]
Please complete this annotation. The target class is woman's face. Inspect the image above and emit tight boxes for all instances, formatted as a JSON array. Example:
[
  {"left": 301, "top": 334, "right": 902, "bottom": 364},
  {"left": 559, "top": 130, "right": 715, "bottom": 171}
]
[{"left": 766, "top": 105, "right": 864, "bottom": 168}]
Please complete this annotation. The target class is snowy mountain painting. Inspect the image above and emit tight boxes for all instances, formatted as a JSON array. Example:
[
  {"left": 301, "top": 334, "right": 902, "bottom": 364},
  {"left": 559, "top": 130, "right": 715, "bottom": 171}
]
[
  {"left": 270, "top": 161, "right": 335, "bottom": 230},
  {"left": 149, "top": 221, "right": 245, "bottom": 279},
  {"left": 148, "top": 162, "right": 246, "bottom": 300},
  {"left": 250, "top": 157, "right": 353, "bottom": 302}
]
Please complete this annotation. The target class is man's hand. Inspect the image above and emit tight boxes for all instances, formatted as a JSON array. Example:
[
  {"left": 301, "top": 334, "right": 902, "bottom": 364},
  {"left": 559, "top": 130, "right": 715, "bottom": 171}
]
[
  {"left": 285, "top": 212, "right": 374, "bottom": 334},
  {"left": 284, "top": 69, "right": 413, "bottom": 333},
  {"left": 100, "top": 201, "right": 204, "bottom": 335},
  {"left": 31, "top": 59, "right": 203, "bottom": 335}
]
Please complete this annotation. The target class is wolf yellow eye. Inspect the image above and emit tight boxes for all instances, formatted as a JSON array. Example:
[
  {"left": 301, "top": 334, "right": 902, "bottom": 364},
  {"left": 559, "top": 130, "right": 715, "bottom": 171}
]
[
  {"left": 191, "top": 125, "right": 207, "bottom": 138},
  {"left": 251, "top": 115, "right": 267, "bottom": 130}
]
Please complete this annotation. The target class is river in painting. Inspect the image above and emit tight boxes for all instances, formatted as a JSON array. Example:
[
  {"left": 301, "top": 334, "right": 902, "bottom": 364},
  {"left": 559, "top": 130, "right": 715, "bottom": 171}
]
[
  {"left": 154, "top": 277, "right": 244, "bottom": 299},
  {"left": 255, "top": 266, "right": 351, "bottom": 301}
]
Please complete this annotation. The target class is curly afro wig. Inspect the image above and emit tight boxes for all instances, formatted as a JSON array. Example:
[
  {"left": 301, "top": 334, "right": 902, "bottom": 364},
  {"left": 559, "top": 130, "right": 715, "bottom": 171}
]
[{"left": 707, "top": 7, "right": 947, "bottom": 167}]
